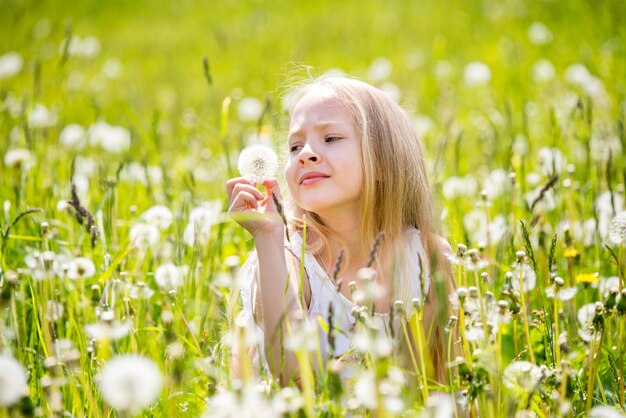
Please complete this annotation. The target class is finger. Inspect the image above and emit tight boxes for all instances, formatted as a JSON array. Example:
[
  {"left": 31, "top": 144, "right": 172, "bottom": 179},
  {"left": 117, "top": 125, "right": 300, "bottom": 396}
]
[
  {"left": 228, "top": 191, "right": 258, "bottom": 212},
  {"left": 230, "top": 183, "right": 265, "bottom": 202},
  {"left": 226, "top": 177, "right": 254, "bottom": 198},
  {"left": 261, "top": 178, "right": 282, "bottom": 199}
]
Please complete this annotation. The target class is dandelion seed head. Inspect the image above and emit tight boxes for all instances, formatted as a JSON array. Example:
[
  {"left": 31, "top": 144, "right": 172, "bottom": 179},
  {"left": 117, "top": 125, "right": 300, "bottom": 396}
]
[
  {"left": 140, "top": 205, "right": 173, "bottom": 229},
  {"left": 608, "top": 211, "right": 626, "bottom": 245},
  {"left": 589, "top": 406, "right": 626, "bottom": 418},
  {"left": 0, "top": 355, "right": 29, "bottom": 407},
  {"left": 97, "top": 355, "right": 162, "bottom": 415},
  {"left": 237, "top": 97, "right": 264, "bottom": 122},
  {"left": 463, "top": 61, "right": 491, "bottom": 87},
  {"left": 531, "top": 59, "right": 555, "bottom": 83},
  {"left": 129, "top": 223, "right": 160, "bottom": 249},
  {"left": 528, "top": 22, "right": 553, "bottom": 45},
  {"left": 88, "top": 121, "right": 131, "bottom": 153},
  {"left": 28, "top": 103, "right": 57, "bottom": 128},
  {"left": 0, "top": 51, "right": 23, "bottom": 79},
  {"left": 503, "top": 361, "right": 543, "bottom": 395},
  {"left": 60, "top": 124, "right": 87, "bottom": 149},
  {"left": 237, "top": 145, "right": 278, "bottom": 179},
  {"left": 183, "top": 201, "right": 222, "bottom": 247},
  {"left": 4, "top": 148, "right": 35, "bottom": 170},
  {"left": 67, "top": 257, "right": 96, "bottom": 280},
  {"left": 154, "top": 263, "right": 187, "bottom": 290},
  {"left": 511, "top": 264, "right": 537, "bottom": 292}
]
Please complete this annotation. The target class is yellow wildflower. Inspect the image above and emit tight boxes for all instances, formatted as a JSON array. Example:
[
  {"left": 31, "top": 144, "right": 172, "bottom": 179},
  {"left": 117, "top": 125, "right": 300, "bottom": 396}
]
[
  {"left": 564, "top": 246, "right": 579, "bottom": 258},
  {"left": 576, "top": 273, "right": 599, "bottom": 285}
]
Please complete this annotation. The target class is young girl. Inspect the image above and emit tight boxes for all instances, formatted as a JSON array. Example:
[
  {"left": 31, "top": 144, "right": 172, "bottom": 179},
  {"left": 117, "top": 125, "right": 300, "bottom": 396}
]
[{"left": 227, "top": 75, "right": 457, "bottom": 386}]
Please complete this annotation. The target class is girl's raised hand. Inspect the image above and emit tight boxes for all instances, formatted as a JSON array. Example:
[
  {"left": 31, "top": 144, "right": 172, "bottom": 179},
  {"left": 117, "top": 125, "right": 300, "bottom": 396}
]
[{"left": 226, "top": 177, "right": 284, "bottom": 239}]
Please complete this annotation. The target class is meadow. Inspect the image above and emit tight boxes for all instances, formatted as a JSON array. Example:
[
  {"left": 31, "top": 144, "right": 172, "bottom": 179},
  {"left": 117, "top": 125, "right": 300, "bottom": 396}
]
[{"left": 0, "top": 0, "right": 625, "bottom": 416}]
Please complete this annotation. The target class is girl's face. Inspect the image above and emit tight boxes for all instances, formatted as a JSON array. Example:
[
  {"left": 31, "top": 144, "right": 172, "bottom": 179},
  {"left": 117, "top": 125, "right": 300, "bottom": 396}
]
[{"left": 285, "top": 88, "right": 364, "bottom": 218}]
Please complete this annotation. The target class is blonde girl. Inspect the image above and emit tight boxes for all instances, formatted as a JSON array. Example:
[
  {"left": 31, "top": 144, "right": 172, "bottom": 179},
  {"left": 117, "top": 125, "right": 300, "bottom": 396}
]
[{"left": 227, "top": 75, "right": 457, "bottom": 386}]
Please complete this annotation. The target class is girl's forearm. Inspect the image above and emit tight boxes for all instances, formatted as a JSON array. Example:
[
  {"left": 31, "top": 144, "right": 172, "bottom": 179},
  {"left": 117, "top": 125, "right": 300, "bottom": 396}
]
[{"left": 254, "top": 232, "right": 305, "bottom": 383}]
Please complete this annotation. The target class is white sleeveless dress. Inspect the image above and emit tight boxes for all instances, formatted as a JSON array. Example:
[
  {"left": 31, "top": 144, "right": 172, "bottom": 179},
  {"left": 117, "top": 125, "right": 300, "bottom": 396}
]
[{"left": 238, "top": 228, "right": 430, "bottom": 371}]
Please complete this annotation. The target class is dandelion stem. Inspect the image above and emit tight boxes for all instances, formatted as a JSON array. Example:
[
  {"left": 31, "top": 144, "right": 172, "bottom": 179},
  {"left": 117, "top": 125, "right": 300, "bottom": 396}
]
[{"left": 518, "top": 267, "right": 535, "bottom": 363}]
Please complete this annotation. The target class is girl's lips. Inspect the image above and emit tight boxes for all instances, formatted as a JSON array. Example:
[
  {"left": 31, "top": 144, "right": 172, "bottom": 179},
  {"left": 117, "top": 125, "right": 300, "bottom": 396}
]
[{"left": 301, "top": 176, "right": 327, "bottom": 186}]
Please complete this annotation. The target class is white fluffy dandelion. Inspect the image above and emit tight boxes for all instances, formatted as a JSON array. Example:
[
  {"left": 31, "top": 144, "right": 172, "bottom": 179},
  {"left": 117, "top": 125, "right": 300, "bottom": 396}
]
[
  {"left": 4, "top": 148, "right": 35, "bottom": 170},
  {"left": 97, "top": 355, "right": 162, "bottom": 415},
  {"left": 237, "top": 97, "right": 264, "bottom": 122},
  {"left": 140, "top": 205, "right": 173, "bottom": 229},
  {"left": 528, "top": 22, "right": 553, "bottom": 45},
  {"left": 60, "top": 124, "right": 87, "bottom": 149},
  {"left": 237, "top": 145, "right": 278, "bottom": 179},
  {"left": 463, "top": 61, "right": 491, "bottom": 87},
  {"left": 608, "top": 211, "right": 626, "bottom": 245},
  {"left": 28, "top": 103, "right": 57, "bottom": 128},
  {"left": 511, "top": 263, "right": 537, "bottom": 293},
  {"left": 130, "top": 223, "right": 160, "bottom": 249},
  {"left": 154, "top": 263, "right": 187, "bottom": 290},
  {"left": 88, "top": 121, "right": 131, "bottom": 153},
  {"left": 183, "top": 200, "right": 222, "bottom": 247},
  {"left": 66, "top": 257, "right": 96, "bottom": 280},
  {"left": 0, "top": 51, "right": 24, "bottom": 79},
  {"left": 503, "top": 361, "right": 543, "bottom": 394},
  {"left": 0, "top": 355, "right": 29, "bottom": 407}
]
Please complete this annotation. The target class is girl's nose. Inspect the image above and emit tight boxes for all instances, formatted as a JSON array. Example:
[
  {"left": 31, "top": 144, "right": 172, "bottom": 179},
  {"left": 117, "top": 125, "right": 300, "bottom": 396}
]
[{"left": 298, "top": 143, "right": 320, "bottom": 164}]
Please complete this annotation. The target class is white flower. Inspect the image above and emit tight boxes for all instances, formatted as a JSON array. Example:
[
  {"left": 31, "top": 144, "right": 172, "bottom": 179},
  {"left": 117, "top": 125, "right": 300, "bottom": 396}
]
[
  {"left": 0, "top": 51, "right": 24, "bottom": 79},
  {"left": 511, "top": 264, "right": 537, "bottom": 292},
  {"left": 237, "top": 145, "right": 278, "bottom": 179},
  {"left": 4, "top": 148, "right": 34, "bottom": 170},
  {"left": 355, "top": 371, "right": 378, "bottom": 409},
  {"left": 28, "top": 103, "right": 57, "bottom": 128},
  {"left": 608, "top": 211, "right": 626, "bottom": 245},
  {"left": 0, "top": 355, "right": 29, "bottom": 406},
  {"left": 368, "top": 57, "right": 393, "bottom": 81},
  {"left": 183, "top": 201, "right": 222, "bottom": 247},
  {"left": 503, "top": 361, "right": 543, "bottom": 394},
  {"left": 565, "top": 63, "right": 591, "bottom": 85},
  {"left": 482, "top": 169, "right": 509, "bottom": 200},
  {"left": 272, "top": 387, "right": 304, "bottom": 415},
  {"left": 203, "top": 385, "right": 280, "bottom": 418},
  {"left": 463, "top": 61, "right": 491, "bottom": 87},
  {"left": 60, "top": 124, "right": 86, "bottom": 149},
  {"left": 589, "top": 406, "right": 626, "bottom": 418},
  {"left": 537, "top": 147, "right": 566, "bottom": 176},
  {"left": 88, "top": 121, "right": 131, "bottom": 153},
  {"left": 140, "top": 205, "right": 173, "bottom": 229},
  {"left": 427, "top": 392, "right": 455, "bottom": 418},
  {"left": 442, "top": 175, "right": 478, "bottom": 200},
  {"left": 577, "top": 303, "right": 596, "bottom": 327},
  {"left": 130, "top": 223, "right": 160, "bottom": 249},
  {"left": 600, "top": 276, "right": 620, "bottom": 298},
  {"left": 97, "top": 355, "right": 162, "bottom": 415},
  {"left": 67, "top": 257, "right": 96, "bottom": 280},
  {"left": 237, "top": 97, "right": 264, "bottom": 122},
  {"left": 85, "top": 320, "right": 132, "bottom": 341},
  {"left": 528, "top": 22, "right": 553, "bottom": 45},
  {"left": 531, "top": 59, "right": 555, "bottom": 83},
  {"left": 463, "top": 210, "right": 507, "bottom": 246},
  {"left": 74, "top": 156, "right": 96, "bottom": 178},
  {"left": 596, "top": 192, "right": 624, "bottom": 239},
  {"left": 154, "top": 263, "right": 187, "bottom": 290}
]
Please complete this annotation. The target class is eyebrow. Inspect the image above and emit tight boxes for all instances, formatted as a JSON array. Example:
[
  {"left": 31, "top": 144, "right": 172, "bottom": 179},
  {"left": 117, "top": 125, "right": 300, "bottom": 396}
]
[{"left": 288, "top": 121, "right": 347, "bottom": 140}]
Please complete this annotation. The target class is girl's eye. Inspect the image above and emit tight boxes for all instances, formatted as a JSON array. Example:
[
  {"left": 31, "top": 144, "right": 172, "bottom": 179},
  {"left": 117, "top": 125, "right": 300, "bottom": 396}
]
[
  {"left": 325, "top": 136, "right": 341, "bottom": 143},
  {"left": 289, "top": 144, "right": 302, "bottom": 153}
]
